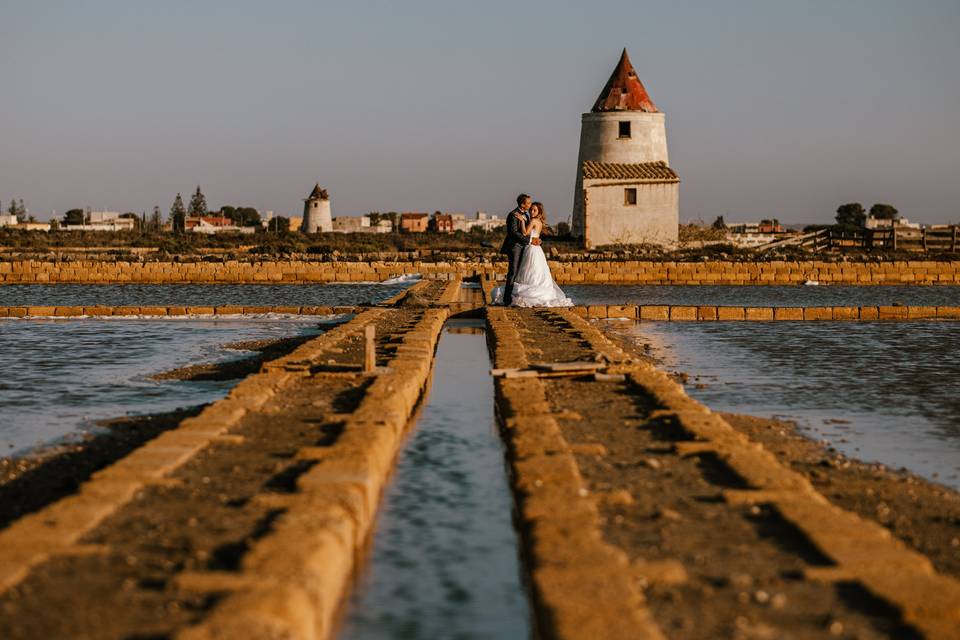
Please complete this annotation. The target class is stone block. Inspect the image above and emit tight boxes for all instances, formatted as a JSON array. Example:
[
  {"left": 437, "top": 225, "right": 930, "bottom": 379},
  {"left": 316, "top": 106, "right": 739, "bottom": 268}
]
[
  {"left": 26, "top": 306, "right": 56, "bottom": 317},
  {"left": 878, "top": 305, "right": 908, "bottom": 319},
  {"left": 832, "top": 307, "right": 859, "bottom": 320},
  {"left": 606, "top": 305, "right": 637, "bottom": 319},
  {"left": 697, "top": 306, "right": 718, "bottom": 320},
  {"left": 587, "top": 305, "right": 608, "bottom": 318},
  {"left": 744, "top": 307, "right": 774, "bottom": 321},
  {"left": 773, "top": 307, "right": 803, "bottom": 320},
  {"left": 139, "top": 306, "right": 169, "bottom": 316},
  {"left": 907, "top": 306, "right": 937, "bottom": 319},
  {"left": 668, "top": 306, "right": 697, "bottom": 321},
  {"left": 803, "top": 307, "right": 832, "bottom": 320},
  {"left": 639, "top": 306, "right": 669, "bottom": 321},
  {"left": 717, "top": 307, "right": 746, "bottom": 321}
]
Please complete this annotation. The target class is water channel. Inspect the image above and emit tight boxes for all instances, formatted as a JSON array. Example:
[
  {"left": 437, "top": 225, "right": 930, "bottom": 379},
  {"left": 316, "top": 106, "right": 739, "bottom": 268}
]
[{"left": 339, "top": 320, "right": 530, "bottom": 640}]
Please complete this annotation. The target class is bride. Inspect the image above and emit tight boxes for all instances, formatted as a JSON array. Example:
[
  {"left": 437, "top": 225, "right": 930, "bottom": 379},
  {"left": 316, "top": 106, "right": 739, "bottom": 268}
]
[{"left": 493, "top": 202, "right": 573, "bottom": 307}]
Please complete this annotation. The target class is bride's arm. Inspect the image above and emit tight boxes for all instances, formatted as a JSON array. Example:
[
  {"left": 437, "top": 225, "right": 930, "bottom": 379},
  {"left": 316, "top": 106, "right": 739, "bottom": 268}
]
[{"left": 514, "top": 212, "right": 531, "bottom": 236}]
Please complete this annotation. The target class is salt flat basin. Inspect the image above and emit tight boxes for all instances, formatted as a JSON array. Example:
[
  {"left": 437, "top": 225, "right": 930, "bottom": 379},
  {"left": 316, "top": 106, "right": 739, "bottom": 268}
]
[
  {"left": 565, "top": 284, "right": 960, "bottom": 307},
  {"left": 0, "top": 317, "right": 326, "bottom": 455},
  {"left": 0, "top": 282, "right": 412, "bottom": 308},
  {"left": 613, "top": 320, "right": 960, "bottom": 489}
]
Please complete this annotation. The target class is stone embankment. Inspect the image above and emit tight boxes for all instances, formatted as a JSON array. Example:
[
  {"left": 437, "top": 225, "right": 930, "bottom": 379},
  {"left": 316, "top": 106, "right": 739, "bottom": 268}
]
[
  {"left": 0, "top": 279, "right": 457, "bottom": 639},
  {"left": 1, "top": 258, "right": 959, "bottom": 284},
  {"left": 4, "top": 304, "right": 959, "bottom": 321},
  {"left": 572, "top": 304, "right": 960, "bottom": 320},
  {"left": 0, "top": 305, "right": 360, "bottom": 317},
  {"left": 487, "top": 307, "right": 960, "bottom": 639}
]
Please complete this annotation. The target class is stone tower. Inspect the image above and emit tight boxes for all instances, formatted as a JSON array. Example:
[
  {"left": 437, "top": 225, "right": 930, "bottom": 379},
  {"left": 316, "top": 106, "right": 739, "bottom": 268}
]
[
  {"left": 301, "top": 183, "right": 332, "bottom": 233},
  {"left": 572, "top": 49, "right": 679, "bottom": 248}
]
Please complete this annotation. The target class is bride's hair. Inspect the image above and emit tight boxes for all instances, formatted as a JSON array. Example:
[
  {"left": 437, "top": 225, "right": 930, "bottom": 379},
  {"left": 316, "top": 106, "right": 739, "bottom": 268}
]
[
  {"left": 532, "top": 202, "right": 546, "bottom": 221},
  {"left": 532, "top": 202, "right": 553, "bottom": 235}
]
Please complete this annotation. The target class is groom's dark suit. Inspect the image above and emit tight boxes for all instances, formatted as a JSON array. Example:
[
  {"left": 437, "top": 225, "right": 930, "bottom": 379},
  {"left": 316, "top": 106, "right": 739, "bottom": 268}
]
[{"left": 499, "top": 207, "right": 531, "bottom": 306}]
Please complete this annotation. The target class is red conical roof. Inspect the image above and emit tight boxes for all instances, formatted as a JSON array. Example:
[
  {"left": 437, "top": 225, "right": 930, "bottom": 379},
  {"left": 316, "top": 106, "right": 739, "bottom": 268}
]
[{"left": 591, "top": 49, "right": 659, "bottom": 113}]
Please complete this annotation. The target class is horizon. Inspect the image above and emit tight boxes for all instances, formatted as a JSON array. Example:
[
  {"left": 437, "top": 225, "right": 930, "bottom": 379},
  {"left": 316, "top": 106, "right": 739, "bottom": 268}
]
[{"left": 2, "top": 1, "right": 958, "bottom": 226}]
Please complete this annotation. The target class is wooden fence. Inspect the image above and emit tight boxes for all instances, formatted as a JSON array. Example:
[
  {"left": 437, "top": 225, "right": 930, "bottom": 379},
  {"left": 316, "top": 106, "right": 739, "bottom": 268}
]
[{"left": 757, "top": 226, "right": 960, "bottom": 253}]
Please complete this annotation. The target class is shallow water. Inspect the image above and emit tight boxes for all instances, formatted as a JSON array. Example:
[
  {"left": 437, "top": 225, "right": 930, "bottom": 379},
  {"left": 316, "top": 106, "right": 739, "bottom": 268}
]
[
  {"left": 339, "top": 321, "right": 529, "bottom": 639},
  {"left": 0, "top": 318, "right": 327, "bottom": 455},
  {"left": 566, "top": 284, "right": 960, "bottom": 307},
  {"left": 613, "top": 320, "right": 960, "bottom": 488},
  {"left": 0, "top": 283, "right": 411, "bottom": 307}
]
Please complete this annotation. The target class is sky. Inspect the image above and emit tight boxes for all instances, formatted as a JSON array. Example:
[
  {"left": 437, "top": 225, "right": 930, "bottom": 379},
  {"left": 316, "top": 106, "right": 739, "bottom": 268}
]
[{"left": 1, "top": 0, "right": 958, "bottom": 225}]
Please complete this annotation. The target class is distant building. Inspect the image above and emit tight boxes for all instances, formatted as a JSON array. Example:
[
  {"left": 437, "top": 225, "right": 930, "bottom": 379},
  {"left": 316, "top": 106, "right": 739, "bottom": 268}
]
[
  {"left": 431, "top": 213, "right": 454, "bottom": 233},
  {"left": 727, "top": 220, "right": 785, "bottom": 234},
  {"left": 865, "top": 215, "right": 920, "bottom": 230},
  {"left": 186, "top": 216, "right": 256, "bottom": 234},
  {"left": 725, "top": 220, "right": 789, "bottom": 247},
  {"left": 89, "top": 211, "right": 122, "bottom": 224},
  {"left": 332, "top": 215, "right": 367, "bottom": 233},
  {"left": 65, "top": 210, "right": 136, "bottom": 232},
  {"left": 572, "top": 49, "right": 680, "bottom": 248},
  {"left": 0, "top": 213, "right": 18, "bottom": 227},
  {"left": 19, "top": 222, "right": 52, "bottom": 232},
  {"left": 371, "top": 218, "right": 393, "bottom": 233},
  {"left": 332, "top": 215, "right": 393, "bottom": 234},
  {"left": 301, "top": 184, "right": 333, "bottom": 233},
  {"left": 399, "top": 212, "right": 430, "bottom": 233},
  {"left": 450, "top": 211, "right": 505, "bottom": 232},
  {"left": 259, "top": 210, "right": 275, "bottom": 229}
]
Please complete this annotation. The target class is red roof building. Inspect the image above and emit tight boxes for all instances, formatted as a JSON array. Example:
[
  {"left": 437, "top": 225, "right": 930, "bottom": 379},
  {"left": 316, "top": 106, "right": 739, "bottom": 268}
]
[
  {"left": 185, "top": 215, "right": 232, "bottom": 230},
  {"left": 591, "top": 48, "right": 659, "bottom": 113},
  {"left": 431, "top": 213, "right": 454, "bottom": 233}
]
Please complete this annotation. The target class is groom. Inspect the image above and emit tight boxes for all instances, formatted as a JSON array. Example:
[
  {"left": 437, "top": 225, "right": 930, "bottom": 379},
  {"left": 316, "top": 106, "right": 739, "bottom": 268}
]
[{"left": 499, "top": 193, "right": 541, "bottom": 306}]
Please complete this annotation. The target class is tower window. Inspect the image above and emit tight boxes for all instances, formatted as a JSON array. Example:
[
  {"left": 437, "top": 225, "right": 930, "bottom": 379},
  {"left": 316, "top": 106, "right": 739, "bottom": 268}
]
[
  {"left": 618, "top": 121, "right": 631, "bottom": 138},
  {"left": 624, "top": 188, "right": 637, "bottom": 206}
]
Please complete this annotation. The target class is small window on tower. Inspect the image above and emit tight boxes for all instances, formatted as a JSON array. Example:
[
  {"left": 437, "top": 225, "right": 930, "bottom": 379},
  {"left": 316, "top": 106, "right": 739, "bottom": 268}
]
[
  {"left": 624, "top": 188, "right": 637, "bottom": 206},
  {"left": 618, "top": 121, "right": 631, "bottom": 138}
]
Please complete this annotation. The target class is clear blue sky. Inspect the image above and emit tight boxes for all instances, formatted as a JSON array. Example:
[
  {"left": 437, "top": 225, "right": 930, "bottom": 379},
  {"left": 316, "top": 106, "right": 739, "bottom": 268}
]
[{"left": 2, "top": 0, "right": 958, "bottom": 224}]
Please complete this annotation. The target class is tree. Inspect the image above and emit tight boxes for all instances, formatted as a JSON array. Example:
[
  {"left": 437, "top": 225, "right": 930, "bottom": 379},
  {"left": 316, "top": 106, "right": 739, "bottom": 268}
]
[
  {"left": 7, "top": 199, "right": 26, "bottom": 222},
  {"left": 170, "top": 193, "right": 187, "bottom": 233},
  {"left": 187, "top": 186, "right": 207, "bottom": 218},
  {"left": 711, "top": 215, "right": 726, "bottom": 230},
  {"left": 870, "top": 203, "right": 899, "bottom": 221},
  {"left": 63, "top": 209, "right": 85, "bottom": 226},
  {"left": 232, "top": 207, "right": 260, "bottom": 227},
  {"left": 835, "top": 203, "right": 866, "bottom": 228},
  {"left": 556, "top": 221, "right": 571, "bottom": 237},
  {"left": 150, "top": 206, "right": 163, "bottom": 232},
  {"left": 269, "top": 216, "right": 290, "bottom": 233},
  {"left": 49, "top": 219, "right": 60, "bottom": 232}
]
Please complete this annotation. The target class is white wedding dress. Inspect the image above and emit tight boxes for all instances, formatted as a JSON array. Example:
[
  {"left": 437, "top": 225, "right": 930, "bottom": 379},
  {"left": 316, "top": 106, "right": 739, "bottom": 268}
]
[{"left": 492, "top": 228, "right": 573, "bottom": 307}]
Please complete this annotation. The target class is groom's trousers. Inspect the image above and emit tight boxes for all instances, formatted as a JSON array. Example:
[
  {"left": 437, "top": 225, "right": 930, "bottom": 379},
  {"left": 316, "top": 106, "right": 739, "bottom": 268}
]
[{"left": 503, "top": 244, "right": 526, "bottom": 305}]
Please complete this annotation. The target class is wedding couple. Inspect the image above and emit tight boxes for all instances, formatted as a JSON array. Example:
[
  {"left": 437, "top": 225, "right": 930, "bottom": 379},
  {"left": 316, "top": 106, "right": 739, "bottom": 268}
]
[{"left": 492, "top": 194, "right": 573, "bottom": 308}]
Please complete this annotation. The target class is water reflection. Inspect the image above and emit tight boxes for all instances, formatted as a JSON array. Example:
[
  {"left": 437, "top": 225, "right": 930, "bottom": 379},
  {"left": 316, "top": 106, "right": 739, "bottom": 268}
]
[
  {"left": 0, "top": 318, "right": 325, "bottom": 455},
  {"left": 613, "top": 320, "right": 960, "bottom": 488},
  {"left": 340, "top": 321, "right": 529, "bottom": 640}
]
